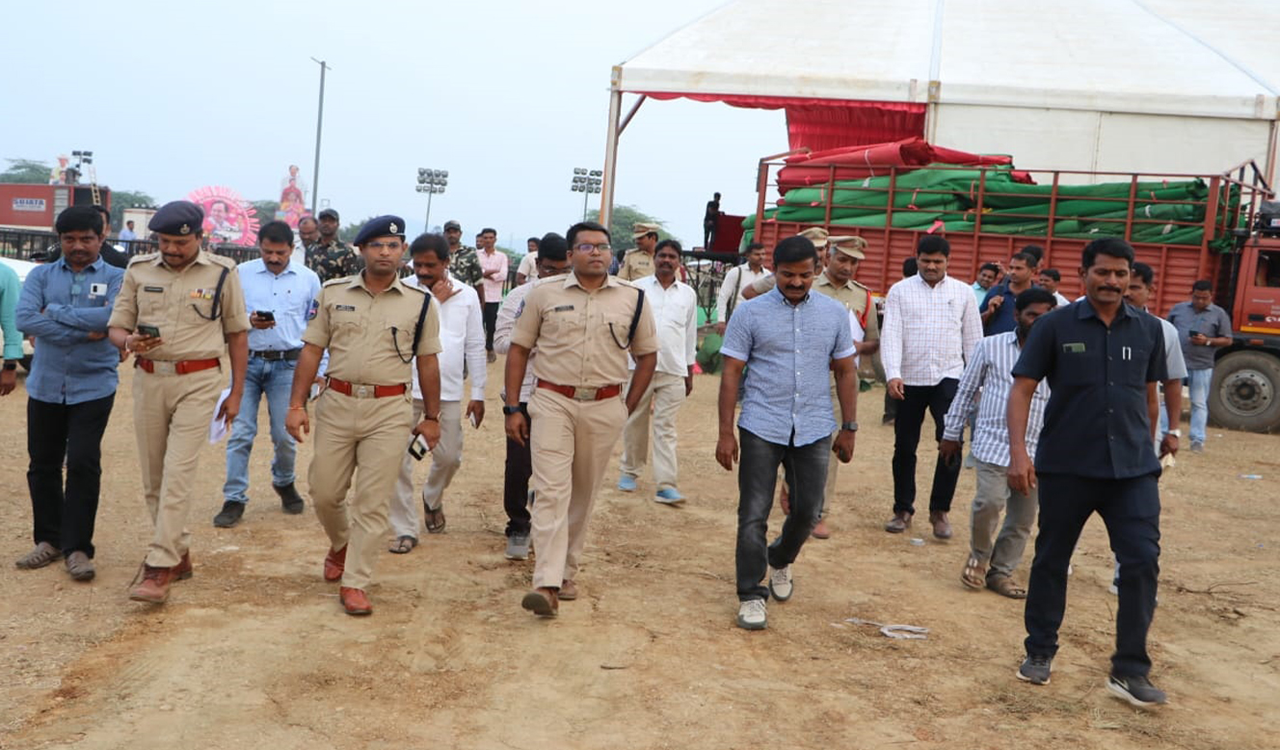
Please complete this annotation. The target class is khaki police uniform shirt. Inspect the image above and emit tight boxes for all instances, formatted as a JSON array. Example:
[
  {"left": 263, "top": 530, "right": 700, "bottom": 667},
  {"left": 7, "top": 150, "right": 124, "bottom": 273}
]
[
  {"left": 617, "top": 249, "right": 655, "bottom": 281},
  {"left": 813, "top": 273, "right": 880, "bottom": 342},
  {"left": 510, "top": 273, "right": 659, "bottom": 388},
  {"left": 302, "top": 272, "right": 442, "bottom": 386},
  {"left": 109, "top": 251, "right": 250, "bottom": 360}
]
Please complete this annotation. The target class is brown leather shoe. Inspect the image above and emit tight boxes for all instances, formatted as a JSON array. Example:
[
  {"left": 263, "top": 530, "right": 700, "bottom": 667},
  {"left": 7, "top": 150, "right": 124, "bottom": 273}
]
[
  {"left": 930, "top": 511, "right": 953, "bottom": 540},
  {"left": 172, "top": 552, "right": 193, "bottom": 581},
  {"left": 884, "top": 511, "right": 912, "bottom": 533},
  {"left": 811, "top": 519, "right": 831, "bottom": 539},
  {"left": 559, "top": 579, "right": 578, "bottom": 601},
  {"left": 129, "top": 564, "right": 177, "bottom": 604},
  {"left": 323, "top": 545, "right": 347, "bottom": 582},
  {"left": 339, "top": 586, "right": 373, "bottom": 615},
  {"left": 521, "top": 587, "right": 559, "bottom": 617}
]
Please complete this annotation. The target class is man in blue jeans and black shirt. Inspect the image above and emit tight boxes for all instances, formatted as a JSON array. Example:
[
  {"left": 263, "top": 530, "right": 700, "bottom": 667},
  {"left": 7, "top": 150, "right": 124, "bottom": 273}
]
[
  {"left": 716, "top": 235, "right": 858, "bottom": 631},
  {"left": 215, "top": 221, "right": 322, "bottom": 527},
  {"left": 1007, "top": 237, "right": 1169, "bottom": 707}
]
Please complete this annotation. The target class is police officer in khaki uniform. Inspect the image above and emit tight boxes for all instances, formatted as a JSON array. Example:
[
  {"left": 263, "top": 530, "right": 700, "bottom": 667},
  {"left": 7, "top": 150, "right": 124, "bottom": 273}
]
[
  {"left": 286, "top": 216, "right": 442, "bottom": 616},
  {"left": 810, "top": 235, "right": 880, "bottom": 537},
  {"left": 505, "top": 221, "right": 658, "bottom": 616},
  {"left": 107, "top": 201, "right": 250, "bottom": 604},
  {"left": 616, "top": 222, "right": 660, "bottom": 281}
]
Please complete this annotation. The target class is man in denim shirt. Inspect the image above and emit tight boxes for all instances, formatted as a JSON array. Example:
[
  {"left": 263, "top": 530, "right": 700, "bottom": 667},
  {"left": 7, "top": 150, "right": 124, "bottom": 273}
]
[
  {"left": 717, "top": 235, "right": 859, "bottom": 631},
  {"left": 14, "top": 206, "right": 125, "bottom": 581}
]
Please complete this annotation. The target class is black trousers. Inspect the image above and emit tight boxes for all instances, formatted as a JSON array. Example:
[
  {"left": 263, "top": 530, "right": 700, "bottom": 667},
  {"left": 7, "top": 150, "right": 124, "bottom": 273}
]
[
  {"left": 1025, "top": 472, "right": 1161, "bottom": 677},
  {"left": 735, "top": 428, "right": 829, "bottom": 601},
  {"left": 503, "top": 403, "right": 532, "bottom": 537},
  {"left": 27, "top": 394, "right": 116, "bottom": 557},
  {"left": 483, "top": 302, "right": 500, "bottom": 352},
  {"left": 891, "top": 378, "right": 960, "bottom": 515}
]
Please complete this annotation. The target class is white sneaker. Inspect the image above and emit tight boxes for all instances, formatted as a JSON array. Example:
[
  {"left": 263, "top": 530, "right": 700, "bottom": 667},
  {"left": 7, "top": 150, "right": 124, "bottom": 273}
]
[
  {"left": 768, "top": 565, "right": 794, "bottom": 602},
  {"left": 736, "top": 599, "right": 767, "bottom": 630}
]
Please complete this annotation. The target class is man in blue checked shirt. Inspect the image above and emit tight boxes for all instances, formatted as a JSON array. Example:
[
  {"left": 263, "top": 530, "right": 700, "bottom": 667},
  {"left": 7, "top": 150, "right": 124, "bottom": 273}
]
[
  {"left": 940, "top": 287, "right": 1057, "bottom": 600},
  {"left": 716, "top": 235, "right": 859, "bottom": 631},
  {"left": 14, "top": 206, "right": 125, "bottom": 581},
  {"left": 214, "top": 221, "right": 322, "bottom": 528}
]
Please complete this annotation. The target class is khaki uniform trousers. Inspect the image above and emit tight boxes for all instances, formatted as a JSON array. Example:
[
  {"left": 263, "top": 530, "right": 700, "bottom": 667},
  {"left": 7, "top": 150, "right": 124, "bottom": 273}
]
[
  {"left": 133, "top": 367, "right": 224, "bottom": 567},
  {"left": 309, "top": 388, "right": 413, "bottom": 590},
  {"left": 528, "top": 388, "right": 626, "bottom": 589},
  {"left": 389, "top": 400, "right": 463, "bottom": 539},
  {"left": 619, "top": 372, "right": 685, "bottom": 491}
]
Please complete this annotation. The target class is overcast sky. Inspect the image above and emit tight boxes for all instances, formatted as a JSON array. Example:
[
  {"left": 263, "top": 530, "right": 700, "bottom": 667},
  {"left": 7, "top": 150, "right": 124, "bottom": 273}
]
[{"left": 0, "top": 0, "right": 786, "bottom": 248}]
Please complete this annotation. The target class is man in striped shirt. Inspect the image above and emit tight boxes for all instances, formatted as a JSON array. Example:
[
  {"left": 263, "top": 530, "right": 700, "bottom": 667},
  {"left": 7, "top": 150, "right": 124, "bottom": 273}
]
[
  {"left": 880, "top": 235, "right": 983, "bottom": 538},
  {"left": 941, "top": 288, "right": 1057, "bottom": 598}
]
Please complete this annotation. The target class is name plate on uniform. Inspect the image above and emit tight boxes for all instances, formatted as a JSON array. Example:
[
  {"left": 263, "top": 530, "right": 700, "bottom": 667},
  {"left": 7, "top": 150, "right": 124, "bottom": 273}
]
[
  {"left": 335, "top": 304, "right": 356, "bottom": 311},
  {"left": 144, "top": 286, "right": 164, "bottom": 293}
]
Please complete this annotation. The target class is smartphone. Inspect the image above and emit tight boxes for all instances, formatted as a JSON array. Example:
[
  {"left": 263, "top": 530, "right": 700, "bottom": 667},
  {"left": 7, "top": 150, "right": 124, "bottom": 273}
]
[
  {"left": 257, "top": 310, "right": 275, "bottom": 321},
  {"left": 1188, "top": 329, "right": 1200, "bottom": 337},
  {"left": 407, "top": 433, "right": 430, "bottom": 461},
  {"left": 137, "top": 324, "right": 161, "bottom": 338}
]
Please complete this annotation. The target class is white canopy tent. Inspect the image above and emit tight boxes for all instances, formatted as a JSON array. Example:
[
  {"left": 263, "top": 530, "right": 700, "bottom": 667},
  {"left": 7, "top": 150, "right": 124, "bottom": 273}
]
[{"left": 600, "top": 0, "right": 1279, "bottom": 223}]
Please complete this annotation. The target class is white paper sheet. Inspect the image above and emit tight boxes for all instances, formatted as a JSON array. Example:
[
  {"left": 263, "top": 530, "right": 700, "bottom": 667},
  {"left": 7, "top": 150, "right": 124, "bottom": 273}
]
[{"left": 209, "top": 388, "right": 232, "bottom": 443}]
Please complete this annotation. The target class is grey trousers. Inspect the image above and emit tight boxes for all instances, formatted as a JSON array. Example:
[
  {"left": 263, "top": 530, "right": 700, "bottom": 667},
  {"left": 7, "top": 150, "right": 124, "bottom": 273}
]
[
  {"left": 970, "top": 458, "right": 1037, "bottom": 579},
  {"left": 388, "top": 400, "right": 464, "bottom": 539}
]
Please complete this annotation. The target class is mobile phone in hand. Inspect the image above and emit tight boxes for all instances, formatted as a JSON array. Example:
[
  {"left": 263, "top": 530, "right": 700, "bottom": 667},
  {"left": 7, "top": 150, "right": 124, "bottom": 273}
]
[
  {"left": 137, "top": 324, "right": 161, "bottom": 338},
  {"left": 257, "top": 310, "right": 275, "bottom": 321},
  {"left": 407, "top": 433, "right": 430, "bottom": 461}
]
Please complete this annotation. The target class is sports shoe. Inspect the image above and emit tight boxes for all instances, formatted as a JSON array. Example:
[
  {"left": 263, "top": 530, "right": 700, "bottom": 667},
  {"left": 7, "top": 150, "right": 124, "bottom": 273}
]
[
  {"left": 617, "top": 475, "right": 637, "bottom": 492},
  {"left": 768, "top": 565, "right": 794, "bottom": 602},
  {"left": 273, "top": 482, "right": 306, "bottom": 514},
  {"left": 1016, "top": 655, "right": 1053, "bottom": 685},
  {"left": 654, "top": 488, "right": 685, "bottom": 505},
  {"left": 505, "top": 533, "right": 530, "bottom": 561},
  {"left": 1107, "top": 674, "right": 1167, "bottom": 708},
  {"left": 213, "top": 501, "right": 245, "bottom": 528},
  {"left": 1190, "top": 441, "right": 1204, "bottom": 453},
  {"left": 736, "top": 599, "right": 767, "bottom": 630}
]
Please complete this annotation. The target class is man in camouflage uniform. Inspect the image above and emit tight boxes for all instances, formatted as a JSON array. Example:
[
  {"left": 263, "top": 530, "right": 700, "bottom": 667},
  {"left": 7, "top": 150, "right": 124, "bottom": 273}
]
[
  {"left": 307, "top": 208, "right": 362, "bottom": 282},
  {"left": 443, "top": 219, "right": 484, "bottom": 302}
]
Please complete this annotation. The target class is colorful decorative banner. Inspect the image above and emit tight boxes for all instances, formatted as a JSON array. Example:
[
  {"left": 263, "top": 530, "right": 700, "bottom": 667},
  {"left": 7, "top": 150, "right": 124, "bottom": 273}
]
[
  {"left": 186, "top": 185, "right": 259, "bottom": 246},
  {"left": 276, "top": 164, "right": 310, "bottom": 228}
]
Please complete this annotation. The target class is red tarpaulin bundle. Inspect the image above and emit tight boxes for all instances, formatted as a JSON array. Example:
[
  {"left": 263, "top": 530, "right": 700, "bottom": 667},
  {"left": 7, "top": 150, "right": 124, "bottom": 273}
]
[{"left": 776, "top": 137, "right": 1017, "bottom": 193}]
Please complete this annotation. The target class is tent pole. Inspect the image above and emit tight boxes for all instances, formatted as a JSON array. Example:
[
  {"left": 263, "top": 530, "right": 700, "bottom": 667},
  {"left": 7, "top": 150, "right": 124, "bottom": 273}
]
[
  {"left": 1266, "top": 119, "right": 1278, "bottom": 186},
  {"left": 600, "top": 72, "right": 624, "bottom": 228}
]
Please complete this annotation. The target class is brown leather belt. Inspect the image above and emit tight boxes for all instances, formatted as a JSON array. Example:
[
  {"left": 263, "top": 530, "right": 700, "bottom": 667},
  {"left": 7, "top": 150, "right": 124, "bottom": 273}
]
[
  {"left": 326, "top": 377, "right": 407, "bottom": 399},
  {"left": 536, "top": 380, "right": 622, "bottom": 401},
  {"left": 135, "top": 358, "right": 221, "bottom": 376}
]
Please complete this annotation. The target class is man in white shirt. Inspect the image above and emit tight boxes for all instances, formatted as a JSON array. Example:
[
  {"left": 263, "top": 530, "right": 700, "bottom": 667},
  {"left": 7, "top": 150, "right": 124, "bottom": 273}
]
[
  {"left": 387, "top": 234, "right": 486, "bottom": 552},
  {"left": 880, "top": 235, "right": 982, "bottom": 538},
  {"left": 494, "top": 234, "right": 571, "bottom": 560},
  {"left": 715, "top": 243, "right": 769, "bottom": 335},
  {"left": 618, "top": 240, "right": 698, "bottom": 503},
  {"left": 1038, "top": 268, "right": 1071, "bottom": 308}
]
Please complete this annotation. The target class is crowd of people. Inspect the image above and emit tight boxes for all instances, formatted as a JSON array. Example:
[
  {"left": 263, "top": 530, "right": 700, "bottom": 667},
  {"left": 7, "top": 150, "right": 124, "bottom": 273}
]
[{"left": 3, "top": 200, "right": 1237, "bottom": 711}]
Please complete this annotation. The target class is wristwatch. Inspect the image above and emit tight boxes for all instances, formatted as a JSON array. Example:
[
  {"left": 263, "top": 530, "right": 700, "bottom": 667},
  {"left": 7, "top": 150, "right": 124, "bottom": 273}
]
[
  {"left": 503, "top": 405, "right": 522, "bottom": 416},
  {"left": 1164, "top": 429, "right": 1181, "bottom": 438},
  {"left": 2, "top": 361, "right": 16, "bottom": 371},
  {"left": 841, "top": 421, "right": 859, "bottom": 432}
]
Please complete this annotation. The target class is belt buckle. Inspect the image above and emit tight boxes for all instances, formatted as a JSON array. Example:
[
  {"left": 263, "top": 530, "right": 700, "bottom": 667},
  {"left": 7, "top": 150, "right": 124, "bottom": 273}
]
[
  {"left": 153, "top": 361, "right": 177, "bottom": 376},
  {"left": 356, "top": 384, "right": 371, "bottom": 399},
  {"left": 574, "top": 386, "right": 598, "bottom": 401}
]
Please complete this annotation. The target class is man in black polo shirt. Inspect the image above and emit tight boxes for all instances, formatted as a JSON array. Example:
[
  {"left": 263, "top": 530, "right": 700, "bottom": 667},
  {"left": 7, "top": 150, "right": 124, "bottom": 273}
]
[{"left": 1006, "top": 238, "right": 1168, "bottom": 708}]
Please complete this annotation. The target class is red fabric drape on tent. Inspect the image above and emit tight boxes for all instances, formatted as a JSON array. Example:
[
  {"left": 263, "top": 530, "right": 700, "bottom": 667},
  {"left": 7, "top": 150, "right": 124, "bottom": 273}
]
[{"left": 635, "top": 91, "right": 926, "bottom": 151}]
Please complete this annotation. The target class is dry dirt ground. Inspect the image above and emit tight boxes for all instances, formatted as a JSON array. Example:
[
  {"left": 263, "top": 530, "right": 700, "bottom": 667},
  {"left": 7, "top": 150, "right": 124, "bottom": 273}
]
[{"left": 2, "top": 361, "right": 1278, "bottom": 750}]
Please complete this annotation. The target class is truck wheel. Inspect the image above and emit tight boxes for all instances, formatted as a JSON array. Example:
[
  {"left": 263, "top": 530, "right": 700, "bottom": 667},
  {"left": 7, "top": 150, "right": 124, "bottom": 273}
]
[{"left": 1209, "top": 351, "right": 1280, "bottom": 433}]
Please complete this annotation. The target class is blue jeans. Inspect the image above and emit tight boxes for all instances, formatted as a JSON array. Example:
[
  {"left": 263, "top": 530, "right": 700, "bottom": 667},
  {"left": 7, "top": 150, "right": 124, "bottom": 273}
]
[
  {"left": 735, "top": 427, "right": 830, "bottom": 601},
  {"left": 223, "top": 356, "right": 297, "bottom": 503},
  {"left": 1187, "top": 368, "right": 1211, "bottom": 445}
]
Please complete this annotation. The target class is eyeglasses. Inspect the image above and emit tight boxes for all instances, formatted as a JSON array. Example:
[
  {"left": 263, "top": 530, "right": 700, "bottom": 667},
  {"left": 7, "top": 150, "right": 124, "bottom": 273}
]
[{"left": 574, "top": 243, "right": 611, "bottom": 254}]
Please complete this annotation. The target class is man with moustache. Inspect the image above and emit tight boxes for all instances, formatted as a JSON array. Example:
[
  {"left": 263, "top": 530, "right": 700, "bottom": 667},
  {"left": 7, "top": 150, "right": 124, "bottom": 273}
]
[
  {"left": 286, "top": 215, "right": 443, "bottom": 616},
  {"left": 443, "top": 220, "right": 484, "bottom": 300},
  {"left": 14, "top": 206, "right": 125, "bottom": 580},
  {"left": 1009, "top": 238, "right": 1169, "bottom": 707},
  {"left": 716, "top": 234, "right": 859, "bottom": 630},
  {"left": 108, "top": 201, "right": 250, "bottom": 604},
  {"left": 214, "top": 221, "right": 321, "bottom": 528}
]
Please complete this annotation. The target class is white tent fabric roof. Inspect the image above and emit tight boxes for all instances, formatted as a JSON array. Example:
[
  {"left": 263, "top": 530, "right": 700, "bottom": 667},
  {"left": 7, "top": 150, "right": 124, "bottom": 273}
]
[{"left": 616, "top": 0, "right": 1279, "bottom": 120}]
